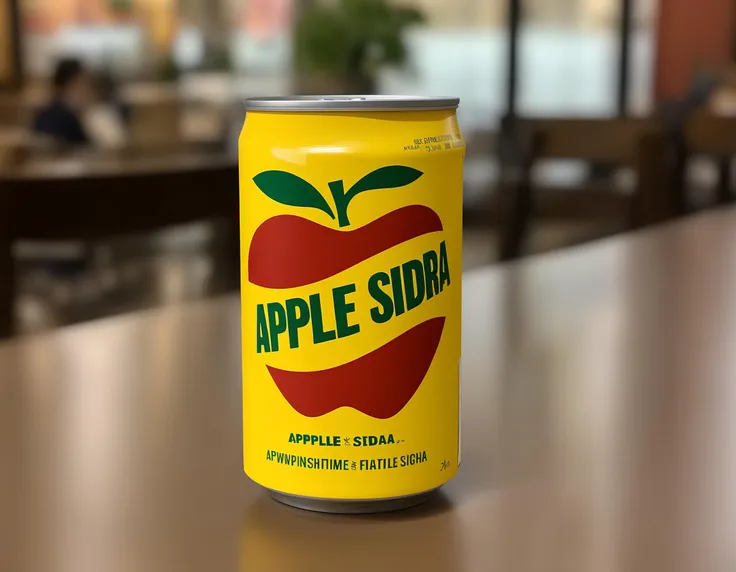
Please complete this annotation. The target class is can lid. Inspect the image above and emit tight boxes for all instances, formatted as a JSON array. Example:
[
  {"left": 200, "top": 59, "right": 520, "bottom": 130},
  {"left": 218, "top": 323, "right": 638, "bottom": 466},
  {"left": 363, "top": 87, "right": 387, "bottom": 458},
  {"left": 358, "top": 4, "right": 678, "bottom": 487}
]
[{"left": 244, "top": 95, "right": 459, "bottom": 112}]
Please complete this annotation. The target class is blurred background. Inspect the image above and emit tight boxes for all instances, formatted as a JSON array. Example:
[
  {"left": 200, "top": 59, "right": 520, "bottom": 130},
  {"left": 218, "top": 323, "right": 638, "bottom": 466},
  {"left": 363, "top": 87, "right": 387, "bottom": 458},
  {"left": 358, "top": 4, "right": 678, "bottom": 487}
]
[{"left": 0, "top": 0, "right": 734, "bottom": 336}]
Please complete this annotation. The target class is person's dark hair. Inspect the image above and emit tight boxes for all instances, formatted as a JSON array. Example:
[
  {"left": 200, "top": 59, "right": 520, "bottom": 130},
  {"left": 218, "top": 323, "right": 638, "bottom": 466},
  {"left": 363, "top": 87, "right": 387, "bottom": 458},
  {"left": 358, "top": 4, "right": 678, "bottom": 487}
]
[{"left": 52, "top": 58, "right": 85, "bottom": 94}]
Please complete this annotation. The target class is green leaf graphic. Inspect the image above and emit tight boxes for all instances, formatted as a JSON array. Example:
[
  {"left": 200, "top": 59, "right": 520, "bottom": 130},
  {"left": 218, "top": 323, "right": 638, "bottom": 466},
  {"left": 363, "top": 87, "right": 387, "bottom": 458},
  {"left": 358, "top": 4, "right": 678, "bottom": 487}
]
[
  {"left": 253, "top": 170, "right": 335, "bottom": 220},
  {"left": 349, "top": 166, "right": 423, "bottom": 195},
  {"left": 330, "top": 165, "right": 424, "bottom": 227}
]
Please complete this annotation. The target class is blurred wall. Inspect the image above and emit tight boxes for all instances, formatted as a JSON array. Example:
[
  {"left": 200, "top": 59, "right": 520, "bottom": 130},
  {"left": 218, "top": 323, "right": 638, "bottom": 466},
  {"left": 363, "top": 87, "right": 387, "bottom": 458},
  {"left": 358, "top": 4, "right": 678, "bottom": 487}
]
[
  {"left": 0, "top": 0, "right": 14, "bottom": 83},
  {"left": 655, "top": 0, "right": 734, "bottom": 100}
]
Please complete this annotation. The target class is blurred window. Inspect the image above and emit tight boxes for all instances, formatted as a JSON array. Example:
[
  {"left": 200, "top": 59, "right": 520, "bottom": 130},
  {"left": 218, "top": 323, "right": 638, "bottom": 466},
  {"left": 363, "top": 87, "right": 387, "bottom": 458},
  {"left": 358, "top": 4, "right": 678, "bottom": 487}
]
[
  {"left": 381, "top": 0, "right": 507, "bottom": 133},
  {"left": 21, "top": 0, "right": 168, "bottom": 77},
  {"left": 519, "top": 0, "right": 622, "bottom": 116},
  {"left": 19, "top": 0, "right": 293, "bottom": 79},
  {"left": 229, "top": 0, "right": 292, "bottom": 75},
  {"left": 16, "top": 0, "right": 657, "bottom": 116},
  {"left": 519, "top": 0, "right": 658, "bottom": 116}
]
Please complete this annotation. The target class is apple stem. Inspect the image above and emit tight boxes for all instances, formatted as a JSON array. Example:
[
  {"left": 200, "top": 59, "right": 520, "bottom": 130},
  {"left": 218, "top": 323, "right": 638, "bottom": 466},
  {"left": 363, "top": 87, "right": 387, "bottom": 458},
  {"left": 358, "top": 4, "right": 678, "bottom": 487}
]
[{"left": 329, "top": 180, "right": 351, "bottom": 227}]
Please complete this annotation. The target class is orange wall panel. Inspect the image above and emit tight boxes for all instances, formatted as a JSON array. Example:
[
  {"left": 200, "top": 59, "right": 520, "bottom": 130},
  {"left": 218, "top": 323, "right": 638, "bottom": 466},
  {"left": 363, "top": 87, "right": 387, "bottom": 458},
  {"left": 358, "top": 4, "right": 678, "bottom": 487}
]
[{"left": 655, "top": 0, "right": 735, "bottom": 100}]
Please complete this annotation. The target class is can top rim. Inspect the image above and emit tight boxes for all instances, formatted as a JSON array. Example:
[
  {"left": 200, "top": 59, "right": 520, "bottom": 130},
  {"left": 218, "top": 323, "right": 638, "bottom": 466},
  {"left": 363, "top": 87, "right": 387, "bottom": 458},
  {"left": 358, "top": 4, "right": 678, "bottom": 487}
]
[{"left": 244, "top": 95, "right": 460, "bottom": 112}]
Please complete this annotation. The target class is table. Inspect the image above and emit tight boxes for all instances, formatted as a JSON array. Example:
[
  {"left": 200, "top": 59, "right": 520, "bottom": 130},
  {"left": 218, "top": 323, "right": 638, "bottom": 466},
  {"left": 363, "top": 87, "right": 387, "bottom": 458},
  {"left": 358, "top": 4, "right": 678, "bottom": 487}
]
[
  {"left": 0, "top": 151, "right": 239, "bottom": 338},
  {"left": 3, "top": 210, "right": 736, "bottom": 572}
]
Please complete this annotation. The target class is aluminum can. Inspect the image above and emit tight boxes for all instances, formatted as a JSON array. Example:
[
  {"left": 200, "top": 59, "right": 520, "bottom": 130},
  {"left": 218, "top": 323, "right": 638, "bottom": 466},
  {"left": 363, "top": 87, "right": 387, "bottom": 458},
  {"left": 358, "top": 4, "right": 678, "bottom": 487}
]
[{"left": 240, "top": 96, "right": 464, "bottom": 513}]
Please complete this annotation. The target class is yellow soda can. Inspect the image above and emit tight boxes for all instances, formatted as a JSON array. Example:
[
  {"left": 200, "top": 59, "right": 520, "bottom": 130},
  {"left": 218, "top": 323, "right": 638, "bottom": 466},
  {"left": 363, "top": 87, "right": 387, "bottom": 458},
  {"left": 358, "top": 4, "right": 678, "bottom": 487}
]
[{"left": 240, "top": 96, "right": 464, "bottom": 513}]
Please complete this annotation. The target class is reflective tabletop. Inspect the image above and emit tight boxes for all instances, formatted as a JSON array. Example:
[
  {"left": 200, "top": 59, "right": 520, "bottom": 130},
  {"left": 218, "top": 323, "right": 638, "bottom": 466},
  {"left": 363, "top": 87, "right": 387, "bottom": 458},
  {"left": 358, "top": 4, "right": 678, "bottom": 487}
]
[{"left": 3, "top": 210, "right": 736, "bottom": 571}]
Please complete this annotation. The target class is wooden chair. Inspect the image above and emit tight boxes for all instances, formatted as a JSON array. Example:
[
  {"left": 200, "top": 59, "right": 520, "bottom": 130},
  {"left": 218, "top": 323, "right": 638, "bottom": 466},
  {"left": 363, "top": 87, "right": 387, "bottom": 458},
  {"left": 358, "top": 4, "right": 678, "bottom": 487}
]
[
  {"left": 498, "top": 117, "right": 675, "bottom": 261},
  {"left": 679, "top": 113, "right": 736, "bottom": 207}
]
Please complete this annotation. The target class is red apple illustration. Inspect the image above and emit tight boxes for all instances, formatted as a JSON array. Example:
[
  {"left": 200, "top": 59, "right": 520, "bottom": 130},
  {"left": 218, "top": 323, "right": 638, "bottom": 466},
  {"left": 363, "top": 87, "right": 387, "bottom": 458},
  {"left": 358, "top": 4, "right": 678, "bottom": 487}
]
[
  {"left": 247, "top": 165, "right": 447, "bottom": 419},
  {"left": 267, "top": 317, "right": 445, "bottom": 419},
  {"left": 248, "top": 166, "right": 443, "bottom": 288}
]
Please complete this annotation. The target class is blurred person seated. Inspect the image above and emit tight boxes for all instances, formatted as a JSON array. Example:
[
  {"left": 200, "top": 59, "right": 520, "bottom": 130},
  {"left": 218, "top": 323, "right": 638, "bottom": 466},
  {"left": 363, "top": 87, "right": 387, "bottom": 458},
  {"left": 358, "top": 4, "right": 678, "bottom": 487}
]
[
  {"left": 83, "top": 72, "right": 130, "bottom": 150},
  {"left": 33, "top": 58, "right": 92, "bottom": 146}
]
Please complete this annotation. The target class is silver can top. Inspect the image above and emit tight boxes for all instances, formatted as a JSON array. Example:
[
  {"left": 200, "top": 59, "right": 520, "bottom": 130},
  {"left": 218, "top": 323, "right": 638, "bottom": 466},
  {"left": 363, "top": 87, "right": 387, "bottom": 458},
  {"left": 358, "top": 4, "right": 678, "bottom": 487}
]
[{"left": 244, "top": 95, "right": 459, "bottom": 112}]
